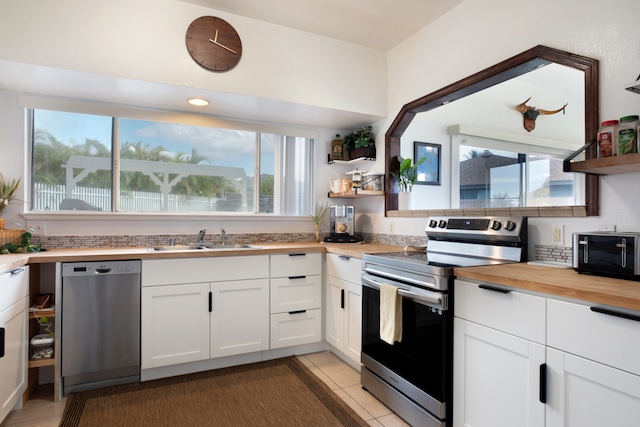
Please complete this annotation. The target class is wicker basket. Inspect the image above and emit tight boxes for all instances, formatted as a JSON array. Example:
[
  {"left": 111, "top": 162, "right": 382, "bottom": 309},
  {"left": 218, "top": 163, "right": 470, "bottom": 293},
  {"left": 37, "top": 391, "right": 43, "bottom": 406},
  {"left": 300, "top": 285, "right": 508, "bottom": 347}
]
[{"left": 0, "top": 229, "right": 24, "bottom": 246}]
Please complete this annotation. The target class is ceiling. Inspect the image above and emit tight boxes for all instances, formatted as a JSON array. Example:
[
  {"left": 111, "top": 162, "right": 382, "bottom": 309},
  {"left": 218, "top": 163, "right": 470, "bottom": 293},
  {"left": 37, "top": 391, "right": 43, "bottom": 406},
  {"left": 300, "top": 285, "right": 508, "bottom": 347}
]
[
  {"left": 181, "top": 0, "right": 464, "bottom": 51},
  {"left": 1, "top": 1, "right": 464, "bottom": 130}
]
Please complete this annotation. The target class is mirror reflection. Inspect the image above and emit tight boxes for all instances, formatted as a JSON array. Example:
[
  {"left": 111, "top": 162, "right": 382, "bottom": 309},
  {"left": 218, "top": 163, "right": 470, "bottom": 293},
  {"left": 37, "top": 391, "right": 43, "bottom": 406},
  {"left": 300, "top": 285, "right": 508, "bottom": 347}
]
[{"left": 385, "top": 45, "right": 599, "bottom": 217}]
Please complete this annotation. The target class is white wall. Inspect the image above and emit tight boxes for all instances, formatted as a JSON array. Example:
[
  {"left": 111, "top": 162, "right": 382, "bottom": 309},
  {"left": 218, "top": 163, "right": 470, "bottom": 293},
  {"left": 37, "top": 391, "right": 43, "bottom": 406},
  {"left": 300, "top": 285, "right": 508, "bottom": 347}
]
[{"left": 357, "top": 0, "right": 640, "bottom": 256}]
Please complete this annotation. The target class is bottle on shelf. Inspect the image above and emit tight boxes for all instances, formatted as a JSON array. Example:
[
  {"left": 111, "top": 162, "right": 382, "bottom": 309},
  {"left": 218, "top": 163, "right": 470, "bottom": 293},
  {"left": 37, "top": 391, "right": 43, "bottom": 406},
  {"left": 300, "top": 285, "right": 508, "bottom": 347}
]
[
  {"left": 597, "top": 119, "right": 618, "bottom": 158},
  {"left": 618, "top": 115, "right": 639, "bottom": 155}
]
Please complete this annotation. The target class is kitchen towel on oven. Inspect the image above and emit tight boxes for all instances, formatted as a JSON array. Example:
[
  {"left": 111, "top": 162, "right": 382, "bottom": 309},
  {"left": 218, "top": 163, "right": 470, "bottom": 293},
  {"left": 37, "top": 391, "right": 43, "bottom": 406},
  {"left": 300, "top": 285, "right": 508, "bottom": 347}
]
[{"left": 380, "top": 283, "right": 403, "bottom": 344}]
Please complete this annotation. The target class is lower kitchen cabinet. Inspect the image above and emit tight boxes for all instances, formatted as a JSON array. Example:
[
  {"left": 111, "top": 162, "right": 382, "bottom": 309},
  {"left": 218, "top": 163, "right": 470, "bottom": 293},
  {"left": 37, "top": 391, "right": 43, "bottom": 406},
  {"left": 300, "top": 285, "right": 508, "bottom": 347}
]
[
  {"left": 0, "top": 267, "right": 29, "bottom": 424},
  {"left": 454, "top": 279, "right": 640, "bottom": 427},
  {"left": 325, "top": 253, "right": 362, "bottom": 366},
  {"left": 453, "top": 318, "right": 545, "bottom": 427},
  {"left": 141, "top": 283, "right": 210, "bottom": 369},
  {"left": 454, "top": 279, "right": 546, "bottom": 427},
  {"left": 141, "top": 256, "right": 270, "bottom": 370}
]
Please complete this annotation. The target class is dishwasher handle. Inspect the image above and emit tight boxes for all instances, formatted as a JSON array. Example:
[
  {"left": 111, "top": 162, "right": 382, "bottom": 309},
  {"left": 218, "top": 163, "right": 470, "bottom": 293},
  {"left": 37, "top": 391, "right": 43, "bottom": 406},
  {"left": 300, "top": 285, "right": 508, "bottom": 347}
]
[{"left": 95, "top": 268, "right": 112, "bottom": 274}]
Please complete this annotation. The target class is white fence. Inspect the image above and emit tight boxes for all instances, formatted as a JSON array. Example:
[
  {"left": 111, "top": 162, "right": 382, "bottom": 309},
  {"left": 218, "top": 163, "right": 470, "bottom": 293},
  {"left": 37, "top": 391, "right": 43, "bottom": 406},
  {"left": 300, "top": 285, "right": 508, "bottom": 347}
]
[{"left": 33, "top": 183, "right": 221, "bottom": 212}]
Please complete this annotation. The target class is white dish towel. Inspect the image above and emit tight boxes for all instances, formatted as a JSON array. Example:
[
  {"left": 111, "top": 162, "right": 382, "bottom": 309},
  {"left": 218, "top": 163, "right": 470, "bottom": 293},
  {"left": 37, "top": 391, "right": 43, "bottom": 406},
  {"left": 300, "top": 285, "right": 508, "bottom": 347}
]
[{"left": 380, "top": 283, "right": 403, "bottom": 344}]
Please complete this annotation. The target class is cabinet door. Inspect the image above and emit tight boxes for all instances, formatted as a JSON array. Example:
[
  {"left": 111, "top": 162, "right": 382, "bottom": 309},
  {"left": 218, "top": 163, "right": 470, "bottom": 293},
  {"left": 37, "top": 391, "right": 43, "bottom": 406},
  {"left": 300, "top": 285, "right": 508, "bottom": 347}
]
[
  {"left": 344, "top": 280, "right": 362, "bottom": 364},
  {"left": 141, "top": 283, "right": 210, "bottom": 369},
  {"left": 546, "top": 347, "right": 640, "bottom": 427},
  {"left": 453, "top": 318, "right": 545, "bottom": 427},
  {"left": 0, "top": 297, "right": 28, "bottom": 423},
  {"left": 210, "top": 279, "right": 269, "bottom": 358},
  {"left": 325, "top": 275, "right": 345, "bottom": 350}
]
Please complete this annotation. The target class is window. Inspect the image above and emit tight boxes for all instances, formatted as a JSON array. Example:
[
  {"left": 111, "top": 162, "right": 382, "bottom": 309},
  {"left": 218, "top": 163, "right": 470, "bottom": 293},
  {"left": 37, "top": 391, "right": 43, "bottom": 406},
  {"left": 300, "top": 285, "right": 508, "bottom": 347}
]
[
  {"left": 456, "top": 139, "right": 581, "bottom": 209},
  {"left": 31, "top": 109, "right": 315, "bottom": 215}
]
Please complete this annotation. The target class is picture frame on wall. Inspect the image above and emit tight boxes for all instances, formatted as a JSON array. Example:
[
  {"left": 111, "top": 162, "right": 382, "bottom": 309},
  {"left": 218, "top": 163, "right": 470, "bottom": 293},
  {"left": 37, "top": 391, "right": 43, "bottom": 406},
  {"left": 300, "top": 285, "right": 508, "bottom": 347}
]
[{"left": 414, "top": 141, "right": 441, "bottom": 185}]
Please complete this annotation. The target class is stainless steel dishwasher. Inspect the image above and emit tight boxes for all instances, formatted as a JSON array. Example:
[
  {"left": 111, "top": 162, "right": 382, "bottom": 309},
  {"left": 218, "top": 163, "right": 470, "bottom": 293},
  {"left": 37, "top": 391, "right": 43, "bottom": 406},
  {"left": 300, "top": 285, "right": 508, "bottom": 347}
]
[{"left": 61, "top": 260, "right": 141, "bottom": 394}]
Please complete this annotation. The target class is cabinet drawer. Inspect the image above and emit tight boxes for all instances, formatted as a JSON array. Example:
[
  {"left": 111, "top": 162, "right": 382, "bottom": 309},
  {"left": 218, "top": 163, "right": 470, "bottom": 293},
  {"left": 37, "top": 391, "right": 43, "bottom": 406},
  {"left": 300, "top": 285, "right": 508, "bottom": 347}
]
[
  {"left": 0, "top": 266, "right": 29, "bottom": 313},
  {"left": 326, "top": 253, "right": 361, "bottom": 284},
  {"left": 270, "top": 253, "right": 322, "bottom": 278},
  {"left": 455, "top": 279, "right": 546, "bottom": 344},
  {"left": 142, "top": 256, "right": 269, "bottom": 286},
  {"left": 270, "top": 309, "right": 322, "bottom": 349},
  {"left": 270, "top": 275, "right": 321, "bottom": 314},
  {"left": 547, "top": 299, "right": 640, "bottom": 375}
]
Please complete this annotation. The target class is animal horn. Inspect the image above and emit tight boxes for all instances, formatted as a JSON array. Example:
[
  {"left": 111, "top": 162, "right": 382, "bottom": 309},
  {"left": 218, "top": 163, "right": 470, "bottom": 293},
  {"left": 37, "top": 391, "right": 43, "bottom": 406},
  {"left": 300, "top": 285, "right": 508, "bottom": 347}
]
[
  {"left": 516, "top": 97, "right": 532, "bottom": 113},
  {"left": 539, "top": 103, "right": 568, "bottom": 116}
]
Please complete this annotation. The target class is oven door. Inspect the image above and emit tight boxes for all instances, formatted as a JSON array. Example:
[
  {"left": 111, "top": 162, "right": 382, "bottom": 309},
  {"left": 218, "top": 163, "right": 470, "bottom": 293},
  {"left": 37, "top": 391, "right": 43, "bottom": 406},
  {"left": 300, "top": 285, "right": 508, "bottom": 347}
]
[{"left": 361, "top": 273, "right": 452, "bottom": 423}]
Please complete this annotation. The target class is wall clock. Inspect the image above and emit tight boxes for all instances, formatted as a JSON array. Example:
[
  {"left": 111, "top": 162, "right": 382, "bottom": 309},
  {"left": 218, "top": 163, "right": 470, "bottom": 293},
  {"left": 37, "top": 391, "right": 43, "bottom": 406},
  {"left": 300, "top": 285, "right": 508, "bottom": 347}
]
[{"left": 186, "top": 16, "right": 242, "bottom": 72}]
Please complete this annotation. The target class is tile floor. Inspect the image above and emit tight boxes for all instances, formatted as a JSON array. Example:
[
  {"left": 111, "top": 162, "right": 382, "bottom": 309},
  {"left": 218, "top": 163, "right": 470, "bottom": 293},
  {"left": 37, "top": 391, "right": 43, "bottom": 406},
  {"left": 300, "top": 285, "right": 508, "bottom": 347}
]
[{"left": 1, "top": 351, "right": 410, "bottom": 427}]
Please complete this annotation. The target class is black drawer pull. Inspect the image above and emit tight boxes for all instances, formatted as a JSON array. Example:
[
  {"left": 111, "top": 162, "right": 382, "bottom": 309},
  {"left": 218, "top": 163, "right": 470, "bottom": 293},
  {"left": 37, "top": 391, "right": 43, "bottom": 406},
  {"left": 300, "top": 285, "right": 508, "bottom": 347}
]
[
  {"left": 288, "top": 253, "right": 306, "bottom": 257},
  {"left": 478, "top": 284, "right": 511, "bottom": 294},
  {"left": 338, "top": 255, "right": 351, "bottom": 260},
  {"left": 0, "top": 327, "right": 5, "bottom": 358},
  {"left": 590, "top": 306, "right": 640, "bottom": 323},
  {"left": 288, "top": 276, "right": 306, "bottom": 280},
  {"left": 341, "top": 289, "right": 345, "bottom": 309},
  {"left": 289, "top": 310, "right": 306, "bottom": 315},
  {"left": 208, "top": 292, "right": 212, "bottom": 313},
  {"left": 539, "top": 363, "right": 547, "bottom": 403},
  {"left": 10, "top": 267, "right": 25, "bottom": 275}
]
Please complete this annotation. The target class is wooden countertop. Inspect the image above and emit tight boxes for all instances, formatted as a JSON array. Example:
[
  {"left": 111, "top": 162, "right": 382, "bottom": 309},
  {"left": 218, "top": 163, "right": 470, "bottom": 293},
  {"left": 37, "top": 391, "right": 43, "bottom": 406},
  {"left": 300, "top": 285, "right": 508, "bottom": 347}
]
[
  {"left": 454, "top": 263, "right": 640, "bottom": 312},
  {"left": 0, "top": 242, "right": 403, "bottom": 272}
]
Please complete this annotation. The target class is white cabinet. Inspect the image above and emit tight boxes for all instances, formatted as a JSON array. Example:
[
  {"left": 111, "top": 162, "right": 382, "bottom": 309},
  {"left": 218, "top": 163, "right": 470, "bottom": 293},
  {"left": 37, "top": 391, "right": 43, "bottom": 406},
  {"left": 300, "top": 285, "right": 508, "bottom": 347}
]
[
  {"left": 546, "top": 299, "right": 640, "bottom": 427},
  {"left": 453, "top": 279, "right": 546, "bottom": 427},
  {"left": 0, "top": 267, "right": 29, "bottom": 423},
  {"left": 141, "top": 283, "right": 210, "bottom": 369},
  {"left": 269, "top": 253, "right": 322, "bottom": 349},
  {"left": 141, "top": 256, "right": 269, "bottom": 369},
  {"left": 325, "top": 253, "right": 362, "bottom": 366},
  {"left": 454, "top": 279, "right": 640, "bottom": 427}
]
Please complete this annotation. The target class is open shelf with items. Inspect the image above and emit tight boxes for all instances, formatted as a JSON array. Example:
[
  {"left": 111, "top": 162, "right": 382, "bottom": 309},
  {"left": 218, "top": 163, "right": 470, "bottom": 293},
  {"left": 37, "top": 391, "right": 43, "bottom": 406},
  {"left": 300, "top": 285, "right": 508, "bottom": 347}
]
[
  {"left": 567, "top": 152, "right": 640, "bottom": 175},
  {"left": 25, "top": 263, "right": 61, "bottom": 402},
  {"left": 327, "top": 155, "right": 375, "bottom": 165},
  {"left": 328, "top": 190, "right": 384, "bottom": 198}
]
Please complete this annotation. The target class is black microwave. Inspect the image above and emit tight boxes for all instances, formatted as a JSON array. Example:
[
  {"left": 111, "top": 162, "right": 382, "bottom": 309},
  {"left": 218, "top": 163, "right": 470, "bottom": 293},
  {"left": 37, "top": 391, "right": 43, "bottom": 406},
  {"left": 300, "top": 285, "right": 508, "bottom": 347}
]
[{"left": 573, "top": 232, "right": 640, "bottom": 280}]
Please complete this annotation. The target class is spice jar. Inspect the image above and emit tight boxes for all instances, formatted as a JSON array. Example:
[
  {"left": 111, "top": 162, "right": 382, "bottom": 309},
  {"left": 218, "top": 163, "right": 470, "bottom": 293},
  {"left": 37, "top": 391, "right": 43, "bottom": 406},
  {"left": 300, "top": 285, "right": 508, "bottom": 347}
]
[
  {"left": 597, "top": 120, "right": 619, "bottom": 158},
  {"left": 618, "top": 115, "right": 639, "bottom": 155}
]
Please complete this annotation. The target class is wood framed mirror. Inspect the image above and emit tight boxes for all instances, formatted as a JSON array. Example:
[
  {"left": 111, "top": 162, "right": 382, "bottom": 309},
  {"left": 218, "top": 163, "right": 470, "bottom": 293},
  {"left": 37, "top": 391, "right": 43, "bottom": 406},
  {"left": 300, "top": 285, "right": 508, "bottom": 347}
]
[{"left": 385, "top": 45, "right": 599, "bottom": 217}]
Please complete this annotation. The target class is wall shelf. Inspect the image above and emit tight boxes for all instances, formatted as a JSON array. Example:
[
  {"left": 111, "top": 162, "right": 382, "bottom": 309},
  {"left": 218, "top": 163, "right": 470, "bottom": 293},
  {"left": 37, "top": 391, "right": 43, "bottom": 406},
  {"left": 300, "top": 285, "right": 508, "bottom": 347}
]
[
  {"left": 328, "top": 190, "right": 384, "bottom": 198},
  {"left": 567, "top": 153, "right": 640, "bottom": 175},
  {"left": 327, "top": 155, "right": 375, "bottom": 165}
]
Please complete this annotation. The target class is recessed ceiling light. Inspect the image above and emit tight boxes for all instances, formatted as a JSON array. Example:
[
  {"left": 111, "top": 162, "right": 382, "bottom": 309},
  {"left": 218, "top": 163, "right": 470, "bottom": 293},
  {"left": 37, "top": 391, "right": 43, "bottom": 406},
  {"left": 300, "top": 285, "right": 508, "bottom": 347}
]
[{"left": 188, "top": 98, "right": 209, "bottom": 106}]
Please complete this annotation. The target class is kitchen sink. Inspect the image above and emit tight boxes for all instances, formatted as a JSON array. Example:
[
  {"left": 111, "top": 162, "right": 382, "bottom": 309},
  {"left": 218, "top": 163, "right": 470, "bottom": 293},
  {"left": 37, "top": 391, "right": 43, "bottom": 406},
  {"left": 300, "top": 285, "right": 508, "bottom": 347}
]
[{"left": 147, "top": 244, "right": 261, "bottom": 252}]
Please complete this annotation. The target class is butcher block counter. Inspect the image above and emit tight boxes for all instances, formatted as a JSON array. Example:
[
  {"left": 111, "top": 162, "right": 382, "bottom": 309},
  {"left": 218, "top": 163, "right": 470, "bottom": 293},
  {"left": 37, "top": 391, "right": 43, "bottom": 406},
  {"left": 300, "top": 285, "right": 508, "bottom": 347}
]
[
  {"left": 0, "top": 242, "right": 402, "bottom": 272},
  {"left": 455, "top": 262, "right": 640, "bottom": 312}
]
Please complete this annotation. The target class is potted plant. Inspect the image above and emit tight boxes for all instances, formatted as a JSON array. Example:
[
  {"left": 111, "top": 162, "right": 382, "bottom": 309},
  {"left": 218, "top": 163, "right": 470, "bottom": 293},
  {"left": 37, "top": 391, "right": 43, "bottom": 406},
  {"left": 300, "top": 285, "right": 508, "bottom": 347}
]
[
  {"left": 312, "top": 201, "right": 329, "bottom": 242},
  {"left": 0, "top": 173, "right": 21, "bottom": 230},
  {"left": 342, "top": 125, "right": 376, "bottom": 160},
  {"left": 391, "top": 156, "right": 425, "bottom": 210}
]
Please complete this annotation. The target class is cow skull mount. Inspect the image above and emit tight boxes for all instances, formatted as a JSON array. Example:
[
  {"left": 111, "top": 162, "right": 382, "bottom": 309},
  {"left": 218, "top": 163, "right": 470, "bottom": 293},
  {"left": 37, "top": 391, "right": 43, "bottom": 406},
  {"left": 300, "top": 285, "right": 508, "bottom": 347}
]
[{"left": 516, "top": 97, "right": 568, "bottom": 132}]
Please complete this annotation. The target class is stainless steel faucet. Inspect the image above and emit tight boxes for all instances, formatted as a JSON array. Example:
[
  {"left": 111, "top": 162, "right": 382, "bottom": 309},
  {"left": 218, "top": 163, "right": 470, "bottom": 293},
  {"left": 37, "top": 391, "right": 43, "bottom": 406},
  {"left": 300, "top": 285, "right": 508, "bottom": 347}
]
[
  {"left": 221, "top": 228, "right": 227, "bottom": 245},
  {"left": 197, "top": 228, "right": 207, "bottom": 244}
]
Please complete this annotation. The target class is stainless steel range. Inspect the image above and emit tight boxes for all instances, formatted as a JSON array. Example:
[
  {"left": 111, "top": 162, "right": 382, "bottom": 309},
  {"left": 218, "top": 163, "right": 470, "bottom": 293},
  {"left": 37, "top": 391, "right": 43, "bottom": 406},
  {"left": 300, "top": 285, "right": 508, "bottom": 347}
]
[{"left": 360, "top": 216, "right": 528, "bottom": 427}]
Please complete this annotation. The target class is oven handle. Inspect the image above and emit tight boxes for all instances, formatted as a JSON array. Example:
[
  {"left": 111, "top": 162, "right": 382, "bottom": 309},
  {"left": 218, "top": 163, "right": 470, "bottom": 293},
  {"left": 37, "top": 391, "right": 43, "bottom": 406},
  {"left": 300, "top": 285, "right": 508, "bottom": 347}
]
[
  {"left": 363, "top": 266, "right": 435, "bottom": 289},
  {"left": 361, "top": 276, "right": 445, "bottom": 309}
]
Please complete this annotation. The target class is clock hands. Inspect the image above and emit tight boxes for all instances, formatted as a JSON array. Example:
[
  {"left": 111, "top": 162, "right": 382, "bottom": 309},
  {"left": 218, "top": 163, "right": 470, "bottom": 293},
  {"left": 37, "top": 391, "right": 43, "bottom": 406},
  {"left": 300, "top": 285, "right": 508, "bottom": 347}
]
[{"left": 209, "top": 29, "right": 237, "bottom": 54}]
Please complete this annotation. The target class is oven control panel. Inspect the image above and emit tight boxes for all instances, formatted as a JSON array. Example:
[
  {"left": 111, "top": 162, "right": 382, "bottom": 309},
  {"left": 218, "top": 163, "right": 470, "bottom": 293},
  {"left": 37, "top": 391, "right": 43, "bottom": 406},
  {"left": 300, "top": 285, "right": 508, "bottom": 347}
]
[{"left": 425, "top": 216, "right": 527, "bottom": 243}]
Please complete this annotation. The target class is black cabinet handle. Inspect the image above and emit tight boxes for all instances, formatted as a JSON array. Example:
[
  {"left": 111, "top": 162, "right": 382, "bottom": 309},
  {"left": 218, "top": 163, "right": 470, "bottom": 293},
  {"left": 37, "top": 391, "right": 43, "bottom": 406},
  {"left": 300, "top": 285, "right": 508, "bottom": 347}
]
[
  {"left": 590, "top": 306, "right": 640, "bottom": 323},
  {"left": 208, "top": 292, "right": 212, "bottom": 313},
  {"left": 288, "top": 253, "right": 306, "bottom": 257},
  {"left": 288, "top": 310, "right": 307, "bottom": 315},
  {"left": 478, "top": 284, "right": 511, "bottom": 294},
  {"left": 539, "top": 363, "right": 547, "bottom": 403},
  {"left": 338, "top": 255, "right": 351, "bottom": 260},
  {"left": 0, "top": 327, "right": 4, "bottom": 358},
  {"left": 10, "top": 267, "right": 25, "bottom": 275},
  {"left": 289, "top": 276, "right": 306, "bottom": 280},
  {"left": 340, "top": 289, "right": 345, "bottom": 309}
]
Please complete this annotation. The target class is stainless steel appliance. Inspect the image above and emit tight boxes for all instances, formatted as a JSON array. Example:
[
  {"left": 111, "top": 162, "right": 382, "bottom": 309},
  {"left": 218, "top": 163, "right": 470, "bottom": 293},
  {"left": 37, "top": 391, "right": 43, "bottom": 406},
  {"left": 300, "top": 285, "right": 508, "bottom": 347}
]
[
  {"left": 324, "top": 205, "right": 363, "bottom": 243},
  {"left": 573, "top": 232, "right": 640, "bottom": 280},
  {"left": 361, "top": 216, "right": 527, "bottom": 427},
  {"left": 61, "top": 260, "right": 141, "bottom": 394}
]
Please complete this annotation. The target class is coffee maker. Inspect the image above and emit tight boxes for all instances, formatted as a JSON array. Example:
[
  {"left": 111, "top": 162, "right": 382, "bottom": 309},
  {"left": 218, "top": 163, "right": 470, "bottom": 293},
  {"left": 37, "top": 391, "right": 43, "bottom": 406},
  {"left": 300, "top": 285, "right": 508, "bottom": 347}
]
[{"left": 324, "top": 205, "right": 363, "bottom": 243}]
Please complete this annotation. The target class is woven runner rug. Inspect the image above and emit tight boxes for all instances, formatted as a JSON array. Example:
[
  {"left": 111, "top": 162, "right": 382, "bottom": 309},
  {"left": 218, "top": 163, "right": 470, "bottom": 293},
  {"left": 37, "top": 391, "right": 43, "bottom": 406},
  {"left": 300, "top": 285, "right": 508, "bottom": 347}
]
[{"left": 59, "top": 356, "right": 368, "bottom": 427}]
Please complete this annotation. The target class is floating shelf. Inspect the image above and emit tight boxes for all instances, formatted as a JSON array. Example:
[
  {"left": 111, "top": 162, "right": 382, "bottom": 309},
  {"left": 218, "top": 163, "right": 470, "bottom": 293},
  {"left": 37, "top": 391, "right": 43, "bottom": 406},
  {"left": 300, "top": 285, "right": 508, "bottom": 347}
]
[
  {"left": 568, "top": 153, "right": 640, "bottom": 175},
  {"left": 327, "top": 155, "right": 375, "bottom": 165},
  {"left": 328, "top": 190, "right": 384, "bottom": 198}
]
